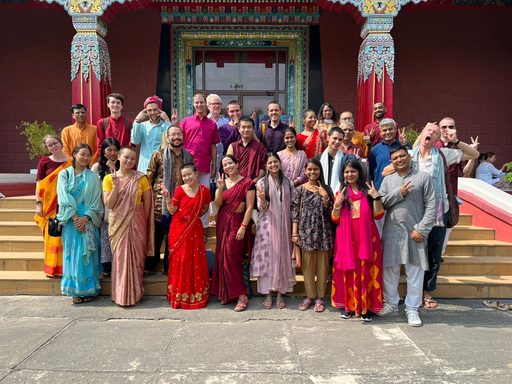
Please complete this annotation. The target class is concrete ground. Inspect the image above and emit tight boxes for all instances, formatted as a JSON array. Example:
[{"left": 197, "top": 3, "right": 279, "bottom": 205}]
[{"left": 0, "top": 296, "right": 511, "bottom": 384}]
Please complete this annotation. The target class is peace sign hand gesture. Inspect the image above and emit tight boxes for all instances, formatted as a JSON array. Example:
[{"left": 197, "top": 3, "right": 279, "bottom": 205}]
[
  {"left": 160, "top": 183, "right": 170, "bottom": 199},
  {"left": 470, "top": 136, "right": 479, "bottom": 149},
  {"left": 400, "top": 181, "right": 414, "bottom": 197},
  {"left": 365, "top": 181, "right": 380, "bottom": 199},
  {"left": 398, "top": 127, "right": 408, "bottom": 145},
  {"left": 216, "top": 173, "right": 225, "bottom": 189},
  {"left": 111, "top": 168, "right": 119, "bottom": 186}
]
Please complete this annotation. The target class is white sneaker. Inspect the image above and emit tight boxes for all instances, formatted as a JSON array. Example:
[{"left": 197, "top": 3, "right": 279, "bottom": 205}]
[
  {"left": 406, "top": 310, "right": 423, "bottom": 327},
  {"left": 376, "top": 302, "right": 399, "bottom": 317}
]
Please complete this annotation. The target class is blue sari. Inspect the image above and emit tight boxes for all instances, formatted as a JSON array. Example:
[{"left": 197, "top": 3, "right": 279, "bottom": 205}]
[{"left": 57, "top": 167, "right": 103, "bottom": 297}]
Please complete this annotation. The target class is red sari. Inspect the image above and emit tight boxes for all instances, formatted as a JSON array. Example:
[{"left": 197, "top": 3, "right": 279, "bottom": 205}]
[
  {"left": 331, "top": 187, "right": 384, "bottom": 316},
  {"left": 211, "top": 177, "right": 254, "bottom": 302},
  {"left": 167, "top": 185, "right": 211, "bottom": 309},
  {"left": 296, "top": 129, "right": 326, "bottom": 158}
]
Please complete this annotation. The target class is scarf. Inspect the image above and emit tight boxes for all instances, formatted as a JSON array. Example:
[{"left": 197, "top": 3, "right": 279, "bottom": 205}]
[
  {"left": 411, "top": 147, "right": 445, "bottom": 226},
  {"left": 334, "top": 186, "right": 373, "bottom": 271},
  {"left": 320, "top": 149, "right": 344, "bottom": 193}
]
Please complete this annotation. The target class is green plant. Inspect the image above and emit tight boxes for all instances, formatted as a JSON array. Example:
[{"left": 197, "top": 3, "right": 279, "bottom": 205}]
[
  {"left": 505, "top": 162, "right": 512, "bottom": 172},
  {"left": 504, "top": 173, "right": 512, "bottom": 183},
  {"left": 17, "top": 120, "right": 57, "bottom": 160},
  {"left": 404, "top": 124, "right": 419, "bottom": 145}
]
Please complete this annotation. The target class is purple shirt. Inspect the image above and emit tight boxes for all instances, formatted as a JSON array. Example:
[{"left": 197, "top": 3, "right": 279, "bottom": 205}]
[
  {"left": 180, "top": 114, "right": 220, "bottom": 173},
  {"left": 218, "top": 123, "right": 239, "bottom": 155},
  {"left": 257, "top": 120, "right": 288, "bottom": 153}
]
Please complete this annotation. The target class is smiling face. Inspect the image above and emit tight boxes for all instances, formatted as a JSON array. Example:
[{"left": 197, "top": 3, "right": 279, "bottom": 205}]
[
  {"left": 284, "top": 131, "right": 297, "bottom": 149},
  {"left": 339, "top": 122, "right": 354, "bottom": 142},
  {"left": 44, "top": 137, "right": 63, "bottom": 155},
  {"left": 193, "top": 94, "right": 206, "bottom": 115},
  {"left": 305, "top": 162, "right": 321, "bottom": 182},
  {"left": 72, "top": 107, "right": 87, "bottom": 125},
  {"left": 107, "top": 97, "right": 123, "bottom": 115},
  {"left": 167, "top": 126, "right": 184, "bottom": 148},
  {"left": 266, "top": 155, "right": 281, "bottom": 176},
  {"left": 343, "top": 164, "right": 360, "bottom": 186},
  {"left": 303, "top": 111, "right": 317, "bottom": 129},
  {"left": 181, "top": 167, "right": 198, "bottom": 186},
  {"left": 222, "top": 156, "right": 238, "bottom": 176},
  {"left": 104, "top": 145, "right": 119, "bottom": 162},
  {"left": 207, "top": 96, "right": 222, "bottom": 117},
  {"left": 420, "top": 123, "right": 441, "bottom": 148},
  {"left": 328, "top": 131, "right": 343, "bottom": 151},
  {"left": 321, "top": 105, "right": 333, "bottom": 120},
  {"left": 339, "top": 111, "right": 354, "bottom": 124},
  {"left": 439, "top": 118, "right": 455, "bottom": 140},
  {"left": 238, "top": 120, "right": 254, "bottom": 140},
  {"left": 227, "top": 103, "right": 242, "bottom": 122},
  {"left": 391, "top": 149, "right": 411, "bottom": 173},
  {"left": 145, "top": 103, "right": 161, "bottom": 123},
  {"left": 380, "top": 123, "right": 397, "bottom": 144},
  {"left": 373, "top": 102, "right": 386, "bottom": 119},
  {"left": 73, "top": 147, "right": 91, "bottom": 168},
  {"left": 268, "top": 103, "right": 282, "bottom": 123},
  {"left": 118, "top": 148, "right": 137, "bottom": 171}
]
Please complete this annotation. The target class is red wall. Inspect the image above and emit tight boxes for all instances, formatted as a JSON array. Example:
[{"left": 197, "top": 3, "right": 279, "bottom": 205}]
[
  {"left": 0, "top": 7, "right": 161, "bottom": 173},
  {"left": 0, "top": 8, "right": 73, "bottom": 172},
  {"left": 394, "top": 8, "right": 512, "bottom": 165}
]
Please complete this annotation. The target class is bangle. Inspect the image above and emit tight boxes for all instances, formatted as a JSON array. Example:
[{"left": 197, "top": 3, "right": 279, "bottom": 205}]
[
  {"left": 240, "top": 223, "right": 247, "bottom": 229},
  {"left": 373, "top": 196, "right": 382, "bottom": 201},
  {"left": 333, "top": 204, "right": 342, "bottom": 209},
  {"left": 292, "top": 234, "right": 298, "bottom": 237}
]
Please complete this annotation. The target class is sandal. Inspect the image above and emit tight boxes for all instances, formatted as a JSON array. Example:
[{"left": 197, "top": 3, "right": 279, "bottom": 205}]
[
  {"left": 82, "top": 296, "right": 96, "bottom": 303},
  {"left": 262, "top": 295, "right": 272, "bottom": 309},
  {"left": 276, "top": 294, "right": 286, "bottom": 309},
  {"left": 72, "top": 297, "right": 84, "bottom": 304},
  {"left": 298, "top": 298, "right": 313, "bottom": 311},
  {"left": 422, "top": 296, "right": 438, "bottom": 309},
  {"left": 483, "top": 300, "right": 510, "bottom": 311},
  {"left": 314, "top": 299, "right": 326, "bottom": 313},
  {"left": 234, "top": 296, "right": 248, "bottom": 312}
]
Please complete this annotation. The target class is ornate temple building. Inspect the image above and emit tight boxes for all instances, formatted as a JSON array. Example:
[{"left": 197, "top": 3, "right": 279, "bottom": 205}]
[{"left": 1, "top": 0, "right": 511, "bottom": 172}]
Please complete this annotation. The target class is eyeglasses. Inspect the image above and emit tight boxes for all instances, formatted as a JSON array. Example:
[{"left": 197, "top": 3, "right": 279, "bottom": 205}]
[
  {"left": 342, "top": 129, "right": 354, "bottom": 133},
  {"left": 208, "top": 102, "right": 222, "bottom": 106},
  {"left": 440, "top": 125, "right": 455, "bottom": 129},
  {"left": 46, "top": 142, "right": 60, "bottom": 147}
]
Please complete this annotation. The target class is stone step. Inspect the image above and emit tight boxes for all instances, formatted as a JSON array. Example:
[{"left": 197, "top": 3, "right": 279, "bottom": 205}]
[
  {"left": 0, "top": 209, "right": 35, "bottom": 222},
  {"left": 457, "top": 214, "right": 472, "bottom": 226},
  {"left": 0, "top": 221, "right": 40, "bottom": 236},
  {"left": 449, "top": 226, "right": 495, "bottom": 241},
  {"left": 439, "top": 256, "right": 512, "bottom": 275},
  {"left": 0, "top": 196, "right": 34, "bottom": 209},
  {"left": 0, "top": 236, "right": 42, "bottom": 252},
  {"left": 1, "top": 270, "right": 511, "bottom": 299},
  {"left": 445, "top": 240, "right": 512, "bottom": 257},
  {"left": 0, "top": 252, "right": 44, "bottom": 271}
]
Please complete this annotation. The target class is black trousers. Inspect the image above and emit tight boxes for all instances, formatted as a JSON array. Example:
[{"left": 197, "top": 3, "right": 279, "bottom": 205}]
[{"left": 145, "top": 219, "right": 170, "bottom": 272}]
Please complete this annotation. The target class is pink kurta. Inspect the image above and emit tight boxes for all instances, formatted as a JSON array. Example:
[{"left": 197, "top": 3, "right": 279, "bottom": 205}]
[
  {"left": 277, "top": 149, "right": 307, "bottom": 186},
  {"left": 251, "top": 177, "right": 296, "bottom": 294}
]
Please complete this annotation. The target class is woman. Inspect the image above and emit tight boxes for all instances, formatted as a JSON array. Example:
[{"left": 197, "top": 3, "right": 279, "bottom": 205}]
[
  {"left": 296, "top": 110, "right": 327, "bottom": 158},
  {"left": 251, "top": 153, "right": 296, "bottom": 309},
  {"left": 277, "top": 128, "right": 307, "bottom": 187},
  {"left": 163, "top": 163, "right": 211, "bottom": 309},
  {"left": 475, "top": 152, "right": 511, "bottom": 190},
  {"left": 35, "top": 134, "right": 72, "bottom": 277},
  {"left": 212, "top": 154, "right": 255, "bottom": 311},
  {"left": 103, "top": 146, "right": 154, "bottom": 306},
  {"left": 91, "top": 137, "right": 120, "bottom": 277},
  {"left": 57, "top": 144, "right": 103, "bottom": 304},
  {"left": 331, "top": 157, "right": 384, "bottom": 321},
  {"left": 316, "top": 102, "right": 338, "bottom": 133},
  {"left": 292, "top": 157, "right": 334, "bottom": 312}
]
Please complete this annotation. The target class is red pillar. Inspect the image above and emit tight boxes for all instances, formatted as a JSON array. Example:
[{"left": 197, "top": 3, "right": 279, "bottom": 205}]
[
  {"left": 70, "top": 15, "right": 111, "bottom": 126},
  {"left": 355, "top": 17, "right": 395, "bottom": 131}
]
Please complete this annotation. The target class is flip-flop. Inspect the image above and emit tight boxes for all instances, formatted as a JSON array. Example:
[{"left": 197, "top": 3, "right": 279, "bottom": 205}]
[
  {"left": 422, "top": 296, "right": 438, "bottom": 309},
  {"left": 262, "top": 295, "right": 272, "bottom": 310},
  {"left": 298, "top": 298, "right": 312, "bottom": 311},
  {"left": 483, "top": 300, "right": 509, "bottom": 311}
]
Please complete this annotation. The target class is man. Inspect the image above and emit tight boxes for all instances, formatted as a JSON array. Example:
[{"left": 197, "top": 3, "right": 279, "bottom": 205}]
[
  {"left": 206, "top": 94, "right": 230, "bottom": 174},
  {"left": 363, "top": 102, "right": 388, "bottom": 147},
  {"left": 369, "top": 118, "right": 402, "bottom": 190},
  {"left": 218, "top": 100, "right": 242, "bottom": 155},
  {"left": 96, "top": 93, "right": 132, "bottom": 158},
  {"left": 339, "top": 120, "right": 364, "bottom": 157},
  {"left": 339, "top": 111, "right": 368, "bottom": 157},
  {"left": 180, "top": 93, "right": 220, "bottom": 228},
  {"left": 257, "top": 101, "right": 288, "bottom": 153},
  {"left": 378, "top": 146, "right": 436, "bottom": 327},
  {"left": 410, "top": 122, "right": 479, "bottom": 308},
  {"left": 146, "top": 126, "right": 193, "bottom": 274},
  {"left": 227, "top": 117, "right": 267, "bottom": 183},
  {"left": 131, "top": 95, "right": 172, "bottom": 173},
  {"left": 61, "top": 104, "right": 97, "bottom": 165},
  {"left": 316, "top": 127, "right": 345, "bottom": 193}
]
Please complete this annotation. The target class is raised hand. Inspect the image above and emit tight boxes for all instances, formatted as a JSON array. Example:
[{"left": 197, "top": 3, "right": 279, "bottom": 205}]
[
  {"left": 111, "top": 168, "right": 119, "bottom": 186},
  {"left": 160, "top": 183, "right": 170, "bottom": 199},
  {"left": 317, "top": 185, "right": 328, "bottom": 199},
  {"left": 370, "top": 126, "right": 377, "bottom": 140},
  {"left": 398, "top": 127, "right": 408, "bottom": 145},
  {"left": 334, "top": 187, "right": 346, "bottom": 206},
  {"left": 288, "top": 119, "right": 295, "bottom": 129},
  {"left": 363, "top": 135, "right": 371, "bottom": 145},
  {"left": 135, "top": 109, "right": 148, "bottom": 123},
  {"left": 106, "top": 159, "right": 116, "bottom": 171},
  {"left": 470, "top": 136, "right": 479, "bottom": 149},
  {"left": 400, "top": 180, "right": 414, "bottom": 197},
  {"left": 159, "top": 109, "right": 170, "bottom": 122},
  {"left": 216, "top": 173, "right": 225, "bottom": 189},
  {"left": 171, "top": 108, "right": 179, "bottom": 125},
  {"left": 365, "top": 181, "right": 379, "bottom": 199},
  {"left": 448, "top": 127, "right": 458, "bottom": 143}
]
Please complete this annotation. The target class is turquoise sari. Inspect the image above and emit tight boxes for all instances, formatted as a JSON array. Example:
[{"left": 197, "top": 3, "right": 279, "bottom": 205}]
[{"left": 57, "top": 167, "right": 103, "bottom": 297}]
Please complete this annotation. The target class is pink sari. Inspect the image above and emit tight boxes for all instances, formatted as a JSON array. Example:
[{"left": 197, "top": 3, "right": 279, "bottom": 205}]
[
  {"left": 211, "top": 177, "right": 253, "bottom": 302},
  {"left": 331, "top": 187, "right": 383, "bottom": 315},
  {"left": 108, "top": 172, "right": 154, "bottom": 306}
]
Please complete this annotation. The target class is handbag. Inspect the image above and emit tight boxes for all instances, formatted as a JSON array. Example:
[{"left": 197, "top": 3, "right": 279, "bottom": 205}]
[{"left": 439, "top": 151, "right": 459, "bottom": 228}]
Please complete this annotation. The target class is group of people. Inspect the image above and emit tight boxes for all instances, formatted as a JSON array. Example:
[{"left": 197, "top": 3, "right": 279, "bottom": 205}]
[{"left": 34, "top": 93, "right": 482, "bottom": 327}]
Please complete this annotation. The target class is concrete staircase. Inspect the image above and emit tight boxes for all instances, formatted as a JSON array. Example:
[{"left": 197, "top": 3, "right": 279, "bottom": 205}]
[{"left": 1, "top": 196, "right": 512, "bottom": 298}]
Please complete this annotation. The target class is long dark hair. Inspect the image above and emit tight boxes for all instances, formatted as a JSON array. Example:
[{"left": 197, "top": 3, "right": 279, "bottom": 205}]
[
  {"left": 283, "top": 128, "right": 298, "bottom": 150},
  {"left": 304, "top": 157, "right": 334, "bottom": 201},
  {"left": 98, "top": 137, "right": 121, "bottom": 180},
  {"left": 263, "top": 152, "right": 292, "bottom": 202},
  {"left": 340, "top": 155, "right": 373, "bottom": 209},
  {"left": 318, "top": 102, "right": 338, "bottom": 122},
  {"left": 71, "top": 143, "right": 92, "bottom": 168}
]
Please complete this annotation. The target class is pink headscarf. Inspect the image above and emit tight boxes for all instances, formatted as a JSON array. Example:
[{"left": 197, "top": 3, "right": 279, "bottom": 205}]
[{"left": 144, "top": 95, "right": 163, "bottom": 109}]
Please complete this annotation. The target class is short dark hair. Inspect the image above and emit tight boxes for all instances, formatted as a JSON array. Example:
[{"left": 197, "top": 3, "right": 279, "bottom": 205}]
[
  {"left": 70, "top": 103, "right": 86, "bottom": 113},
  {"left": 389, "top": 145, "right": 410, "bottom": 157},
  {"left": 181, "top": 163, "right": 198, "bottom": 172},
  {"left": 328, "top": 127, "right": 343, "bottom": 137},
  {"left": 107, "top": 93, "right": 125, "bottom": 105},
  {"left": 268, "top": 100, "right": 281, "bottom": 110},
  {"left": 239, "top": 116, "right": 254, "bottom": 127}
]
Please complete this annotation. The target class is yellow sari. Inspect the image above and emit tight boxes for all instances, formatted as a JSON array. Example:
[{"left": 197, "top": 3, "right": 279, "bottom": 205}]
[{"left": 34, "top": 158, "right": 72, "bottom": 277}]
